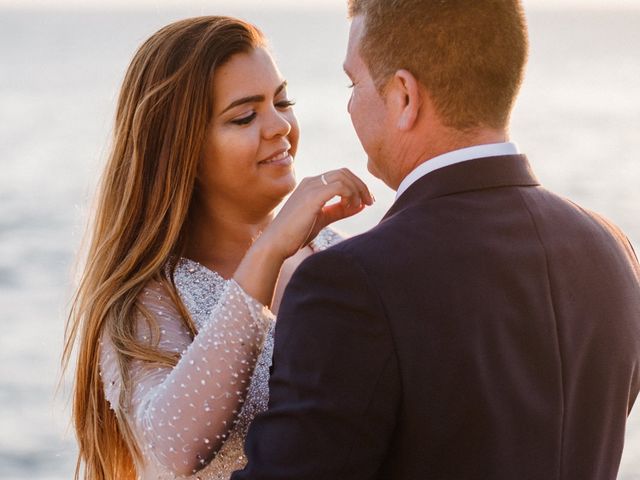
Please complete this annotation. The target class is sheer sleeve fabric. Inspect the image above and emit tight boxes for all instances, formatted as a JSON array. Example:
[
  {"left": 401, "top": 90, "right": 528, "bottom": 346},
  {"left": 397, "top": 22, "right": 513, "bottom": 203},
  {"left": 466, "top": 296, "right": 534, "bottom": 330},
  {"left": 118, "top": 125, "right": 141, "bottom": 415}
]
[
  {"left": 310, "top": 227, "right": 344, "bottom": 253},
  {"left": 100, "top": 278, "right": 275, "bottom": 477}
]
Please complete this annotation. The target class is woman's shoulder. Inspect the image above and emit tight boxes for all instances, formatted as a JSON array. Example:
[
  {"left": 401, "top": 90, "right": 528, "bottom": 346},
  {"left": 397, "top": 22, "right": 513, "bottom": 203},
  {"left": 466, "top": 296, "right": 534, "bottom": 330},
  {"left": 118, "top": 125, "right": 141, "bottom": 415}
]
[{"left": 169, "top": 258, "right": 229, "bottom": 328}]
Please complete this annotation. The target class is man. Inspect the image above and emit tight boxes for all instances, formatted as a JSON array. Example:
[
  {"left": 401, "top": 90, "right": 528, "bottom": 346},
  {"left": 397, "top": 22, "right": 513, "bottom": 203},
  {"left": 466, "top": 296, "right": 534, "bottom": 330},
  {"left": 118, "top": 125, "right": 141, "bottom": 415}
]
[{"left": 233, "top": 1, "right": 640, "bottom": 479}]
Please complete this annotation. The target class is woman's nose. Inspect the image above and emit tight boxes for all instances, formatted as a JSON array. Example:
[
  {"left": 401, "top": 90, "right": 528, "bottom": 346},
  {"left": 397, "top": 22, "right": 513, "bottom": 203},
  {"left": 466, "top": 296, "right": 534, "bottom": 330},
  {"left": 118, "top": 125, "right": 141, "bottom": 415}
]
[{"left": 264, "top": 108, "right": 292, "bottom": 139}]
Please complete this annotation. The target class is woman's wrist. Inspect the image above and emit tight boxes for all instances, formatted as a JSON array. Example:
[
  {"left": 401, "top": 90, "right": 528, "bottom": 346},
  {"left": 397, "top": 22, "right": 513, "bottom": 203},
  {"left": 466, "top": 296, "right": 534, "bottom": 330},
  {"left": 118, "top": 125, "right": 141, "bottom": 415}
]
[
  {"left": 232, "top": 233, "right": 287, "bottom": 307},
  {"left": 251, "top": 229, "right": 292, "bottom": 264}
]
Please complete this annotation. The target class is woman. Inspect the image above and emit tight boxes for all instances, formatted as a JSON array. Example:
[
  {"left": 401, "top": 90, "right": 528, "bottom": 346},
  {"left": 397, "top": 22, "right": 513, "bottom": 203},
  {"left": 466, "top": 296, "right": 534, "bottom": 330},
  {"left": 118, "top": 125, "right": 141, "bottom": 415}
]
[{"left": 62, "top": 16, "right": 373, "bottom": 480}]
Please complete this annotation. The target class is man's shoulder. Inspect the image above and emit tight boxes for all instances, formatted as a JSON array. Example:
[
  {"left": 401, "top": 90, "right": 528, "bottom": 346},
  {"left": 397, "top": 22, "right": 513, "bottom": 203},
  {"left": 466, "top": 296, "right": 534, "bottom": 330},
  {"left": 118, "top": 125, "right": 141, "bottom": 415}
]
[
  {"left": 303, "top": 216, "right": 414, "bottom": 277},
  {"left": 522, "top": 186, "right": 631, "bottom": 242},
  {"left": 283, "top": 228, "right": 390, "bottom": 307},
  {"left": 326, "top": 217, "right": 397, "bottom": 253}
]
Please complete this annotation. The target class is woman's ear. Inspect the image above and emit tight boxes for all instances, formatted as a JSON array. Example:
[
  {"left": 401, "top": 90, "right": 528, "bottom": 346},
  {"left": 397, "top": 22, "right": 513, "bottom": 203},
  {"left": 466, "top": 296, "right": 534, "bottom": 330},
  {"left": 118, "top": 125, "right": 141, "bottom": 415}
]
[{"left": 387, "top": 69, "right": 422, "bottom": 131}]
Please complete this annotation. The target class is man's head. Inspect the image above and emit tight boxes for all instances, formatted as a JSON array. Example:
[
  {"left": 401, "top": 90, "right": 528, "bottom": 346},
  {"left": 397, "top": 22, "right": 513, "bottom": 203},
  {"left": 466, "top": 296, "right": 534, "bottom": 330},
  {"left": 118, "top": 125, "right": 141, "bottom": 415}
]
[{"left": 344, "top": 0, "right": 529, "bottom": 188}]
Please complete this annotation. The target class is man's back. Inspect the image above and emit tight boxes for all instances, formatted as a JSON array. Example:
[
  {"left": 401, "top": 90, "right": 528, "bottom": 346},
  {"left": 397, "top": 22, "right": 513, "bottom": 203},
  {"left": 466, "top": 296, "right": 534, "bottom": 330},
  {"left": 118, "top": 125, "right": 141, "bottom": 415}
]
[
  {"left": 341, "top": 155, "right": 640, "bottom": 478},
  {"left": 234, "top": 155, "right": 640, "bottom": 480}
]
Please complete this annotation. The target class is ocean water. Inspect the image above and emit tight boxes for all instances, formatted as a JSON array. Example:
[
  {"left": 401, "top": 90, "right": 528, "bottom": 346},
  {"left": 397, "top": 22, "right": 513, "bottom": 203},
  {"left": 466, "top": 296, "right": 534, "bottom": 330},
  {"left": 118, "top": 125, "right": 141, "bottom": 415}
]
[{"left": 0, "top": 5, "right": 639, "bottom": 479}]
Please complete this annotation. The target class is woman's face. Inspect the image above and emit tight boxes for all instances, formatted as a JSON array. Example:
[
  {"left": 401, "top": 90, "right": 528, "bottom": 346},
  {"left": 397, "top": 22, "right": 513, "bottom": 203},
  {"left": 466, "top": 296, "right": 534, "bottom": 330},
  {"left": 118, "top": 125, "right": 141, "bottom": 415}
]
[{"left": 199, "top": 47, "right": 300, "bottom": 216}]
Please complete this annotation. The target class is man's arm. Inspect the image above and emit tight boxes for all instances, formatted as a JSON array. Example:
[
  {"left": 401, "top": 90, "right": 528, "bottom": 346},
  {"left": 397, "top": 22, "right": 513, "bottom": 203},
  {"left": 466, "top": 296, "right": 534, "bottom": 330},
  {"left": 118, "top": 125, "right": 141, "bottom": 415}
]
[{"left": 232, "top": 247, "right": 400, "bottom": 480}]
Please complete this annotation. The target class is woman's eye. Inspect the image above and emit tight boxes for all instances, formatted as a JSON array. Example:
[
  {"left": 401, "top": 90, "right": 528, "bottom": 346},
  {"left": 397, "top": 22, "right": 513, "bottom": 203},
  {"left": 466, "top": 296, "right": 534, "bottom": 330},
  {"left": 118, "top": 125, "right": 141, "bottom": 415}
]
[
  {"left": 231, "top": 112, "right": 257, "bottom": 125},
  {"left": 276, "top": 99, "right": 296, "bottom": 109}
]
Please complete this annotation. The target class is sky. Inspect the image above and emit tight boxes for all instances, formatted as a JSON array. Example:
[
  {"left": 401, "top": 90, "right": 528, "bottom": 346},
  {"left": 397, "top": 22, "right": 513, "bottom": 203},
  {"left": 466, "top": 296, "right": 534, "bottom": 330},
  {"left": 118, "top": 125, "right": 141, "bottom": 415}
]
[{"left": 1, "top": 0, "right": 639, "bottom": 9}]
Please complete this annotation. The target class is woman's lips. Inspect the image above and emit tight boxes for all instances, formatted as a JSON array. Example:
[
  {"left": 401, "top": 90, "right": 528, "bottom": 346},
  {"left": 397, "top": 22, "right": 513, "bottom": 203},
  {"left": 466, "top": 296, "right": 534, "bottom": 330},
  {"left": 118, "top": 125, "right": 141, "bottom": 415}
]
[{"left": 258, "top": 150, "right": 293, "bottom": 166}]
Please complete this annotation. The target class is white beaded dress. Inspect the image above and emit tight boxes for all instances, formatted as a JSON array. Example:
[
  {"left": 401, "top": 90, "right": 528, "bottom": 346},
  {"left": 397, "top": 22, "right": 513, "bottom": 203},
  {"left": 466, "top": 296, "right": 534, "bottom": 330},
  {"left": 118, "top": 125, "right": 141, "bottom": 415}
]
[{"left": 99, "top": 229, "right": 341, "bottom": 479}]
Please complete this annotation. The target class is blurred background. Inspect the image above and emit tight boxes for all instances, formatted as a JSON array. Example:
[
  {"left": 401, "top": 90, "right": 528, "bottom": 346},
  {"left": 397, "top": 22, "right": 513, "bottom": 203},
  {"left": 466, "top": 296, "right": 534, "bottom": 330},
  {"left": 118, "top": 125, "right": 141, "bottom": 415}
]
[{"left": 0, "top": 0, "right": 639, "bottom": 478}]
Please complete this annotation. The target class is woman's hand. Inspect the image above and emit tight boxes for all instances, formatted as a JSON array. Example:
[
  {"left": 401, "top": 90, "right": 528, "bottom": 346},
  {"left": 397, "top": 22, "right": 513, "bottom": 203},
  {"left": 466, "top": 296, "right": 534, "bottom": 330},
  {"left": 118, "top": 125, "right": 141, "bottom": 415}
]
[
  {"left": 233, "top": 168, "right": 372, "bottom": 307},
  {"left": 257, "top": 168, "right": 373, "bottom": 261}
]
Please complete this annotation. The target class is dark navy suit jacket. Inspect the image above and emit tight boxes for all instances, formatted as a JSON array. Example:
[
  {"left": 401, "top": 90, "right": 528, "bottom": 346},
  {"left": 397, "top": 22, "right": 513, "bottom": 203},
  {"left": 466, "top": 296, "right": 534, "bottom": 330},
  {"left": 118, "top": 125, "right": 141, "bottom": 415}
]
[{"left": 232, "top": 155, "right": 640, "bottom": 480}]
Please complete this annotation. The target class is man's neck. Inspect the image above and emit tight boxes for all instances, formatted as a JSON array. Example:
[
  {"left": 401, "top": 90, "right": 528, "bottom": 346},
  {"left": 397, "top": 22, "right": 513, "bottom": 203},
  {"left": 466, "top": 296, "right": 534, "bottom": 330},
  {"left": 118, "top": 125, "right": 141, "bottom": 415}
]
[
  {"left": 394, "top": 139, "right": 518, "bottom": 201},
  {"left": 393, "top": 128, "right": 508, "bottom": 189}
]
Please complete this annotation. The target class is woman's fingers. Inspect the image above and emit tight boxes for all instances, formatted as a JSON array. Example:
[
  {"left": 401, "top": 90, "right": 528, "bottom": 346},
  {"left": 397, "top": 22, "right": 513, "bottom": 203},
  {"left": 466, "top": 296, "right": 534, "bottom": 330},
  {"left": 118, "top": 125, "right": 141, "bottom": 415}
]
[
  {"left": 311, "top": 176, "right": 362, "bottom": 211},
  {"left": 338, "top": 168, "right": 374, "bottom": 205},
  {"left": 311, "top": 171, "right": 363, "bottom": 211},
  {"left": 320, "top": 198, "right": 366, "bottom": 225},
  {"left": 319, "top": 168, "right": 374, "bottom": 206},
  {"left": 262, "top": 168, "right": 372, "bottom": 259},
  {"left": 309, "top": 180, "right": 367, "bottom": 228}
]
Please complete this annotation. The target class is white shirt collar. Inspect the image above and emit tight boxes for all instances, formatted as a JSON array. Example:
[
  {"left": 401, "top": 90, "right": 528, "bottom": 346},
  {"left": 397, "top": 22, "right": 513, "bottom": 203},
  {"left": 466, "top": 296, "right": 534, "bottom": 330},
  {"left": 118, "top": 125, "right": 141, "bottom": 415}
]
[{"left": 395, "top": 142, "right": 520, "bottom": 200}]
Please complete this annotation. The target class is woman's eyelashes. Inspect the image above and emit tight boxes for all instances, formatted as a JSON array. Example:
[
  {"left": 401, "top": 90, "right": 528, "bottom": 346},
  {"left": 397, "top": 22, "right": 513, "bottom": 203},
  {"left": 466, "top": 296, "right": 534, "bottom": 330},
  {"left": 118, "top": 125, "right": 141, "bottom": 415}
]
[
  {"left": 232, "top": 112, "right": 257, "bottom": 125},
  {"left": 230, "top": 99, "right": 296, "bottom": 126},
  {"left": 276, "top": 99, "right": 296, "bottom": 108}
]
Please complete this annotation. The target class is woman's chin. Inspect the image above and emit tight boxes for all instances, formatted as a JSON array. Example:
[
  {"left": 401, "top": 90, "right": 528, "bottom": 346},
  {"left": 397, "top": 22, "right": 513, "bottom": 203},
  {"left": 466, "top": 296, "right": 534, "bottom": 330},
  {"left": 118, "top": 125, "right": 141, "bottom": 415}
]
[
  {"left": 259, "top": 175, "right": 296, "bottom": 206},
  {"left": 278, "top": 174, "right": 297, "bottom": 198}
]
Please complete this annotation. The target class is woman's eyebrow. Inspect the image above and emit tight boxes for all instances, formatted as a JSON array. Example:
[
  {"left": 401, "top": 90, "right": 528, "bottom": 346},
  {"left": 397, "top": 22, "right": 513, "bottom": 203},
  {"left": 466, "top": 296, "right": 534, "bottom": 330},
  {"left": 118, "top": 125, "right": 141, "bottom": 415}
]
[{"left": 221, "top": 81, "right": 288, "bottom": 114}]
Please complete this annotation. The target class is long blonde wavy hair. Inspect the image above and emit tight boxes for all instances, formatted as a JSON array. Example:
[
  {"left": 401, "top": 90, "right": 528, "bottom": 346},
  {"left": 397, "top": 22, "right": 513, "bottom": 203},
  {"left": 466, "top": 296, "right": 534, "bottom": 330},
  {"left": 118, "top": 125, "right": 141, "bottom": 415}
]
[{"left": 62, "top": 16, "right": 265, "bottom": 480}]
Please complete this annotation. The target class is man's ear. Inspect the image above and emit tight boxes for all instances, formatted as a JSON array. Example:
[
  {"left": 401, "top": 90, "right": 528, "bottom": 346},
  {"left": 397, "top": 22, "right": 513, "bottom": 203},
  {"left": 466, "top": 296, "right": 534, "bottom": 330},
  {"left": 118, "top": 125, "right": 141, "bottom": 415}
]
[{"left": 387, "top": 69, "right": 422, "bottom": 131}]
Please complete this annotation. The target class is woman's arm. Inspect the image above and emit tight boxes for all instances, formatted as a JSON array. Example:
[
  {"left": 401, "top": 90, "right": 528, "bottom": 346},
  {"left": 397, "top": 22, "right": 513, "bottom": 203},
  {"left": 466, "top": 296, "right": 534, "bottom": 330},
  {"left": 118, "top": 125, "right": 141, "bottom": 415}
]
[
  {"left": 100, "top": 278, "right": 274, "bottom": 476},
  {"left": 100, "top": 171, "right": 369, "bottom": 476}
]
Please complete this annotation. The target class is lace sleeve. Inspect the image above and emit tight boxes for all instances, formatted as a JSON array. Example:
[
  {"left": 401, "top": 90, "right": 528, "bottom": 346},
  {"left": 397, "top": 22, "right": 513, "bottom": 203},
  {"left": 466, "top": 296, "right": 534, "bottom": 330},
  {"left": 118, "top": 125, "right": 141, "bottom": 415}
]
[
  {"left": 100, "top": 278, "right": 274, "bottom": 477},
  {"left": 309, "top": 227, "right": 345, "bottom": 252}
]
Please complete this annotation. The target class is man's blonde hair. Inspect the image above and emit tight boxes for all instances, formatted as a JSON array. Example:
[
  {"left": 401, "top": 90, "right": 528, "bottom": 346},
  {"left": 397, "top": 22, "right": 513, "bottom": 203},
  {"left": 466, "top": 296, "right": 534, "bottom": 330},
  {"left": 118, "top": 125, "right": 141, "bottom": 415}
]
[{"left": 348, "top": 0, "right": 528, "bottom": 130}]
